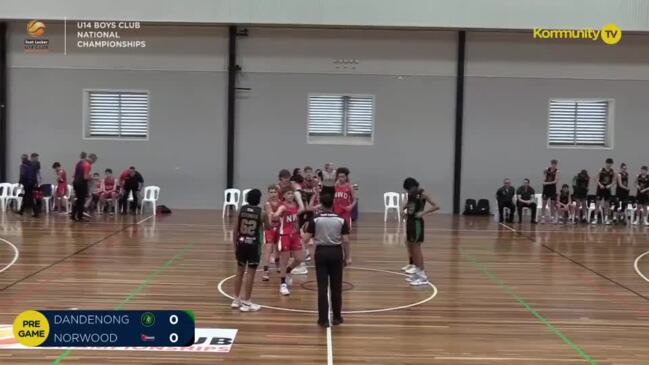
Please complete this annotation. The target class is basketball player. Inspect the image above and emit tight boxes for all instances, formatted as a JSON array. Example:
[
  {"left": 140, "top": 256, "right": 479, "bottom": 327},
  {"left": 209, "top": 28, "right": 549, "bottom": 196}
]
[
  {"left": 260, "top": 185, "right": 281, "bottom": 281},
  {"left": 572, "top": 170, "right": 589, "bottom": 223},
  {"left": 541, "top": 159, "right": 559, "bottom": 224},
  {"left": 401, "top": 177, "right": 439, "bottom": 286},
  {"left": 594, "top": 158, "right": 615, "bottom": 224},
  {"left": 321, "top": 163, "right": 336, "bottom": 196},
  {"left": 556, "top": 184, "right": 574, "bottom": 224},
  {"left": 635, "top": 166, "right": 649, "bottom": 225},
  {"left": 52, "top": 162, "right": 68, "bottom": 213},
  {"left": 99, "top": 169, "right": 118, "bottom": 214},
  {"left": 272, "top": 186, "right": 305, "bottom": 296},
  {"left": 231, "top": 189, "right": 263, "bottom": 312},
  {"left": 333, "top": 167, "right": 357, "bottom": 231},
  {"left": 615, "top": 163, "right": 630, "bottom": 224},
  {"left": 300, "top": 166, "right": 317, "bottom": 260},
  {"left": 277, "top": 169, "right": 292, "bottom": 201}
]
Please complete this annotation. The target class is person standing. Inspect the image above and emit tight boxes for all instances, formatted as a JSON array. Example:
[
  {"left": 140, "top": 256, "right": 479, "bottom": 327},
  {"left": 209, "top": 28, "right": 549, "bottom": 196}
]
[
  {"left": 119, "top": 166, "right": 144, "bottom": 215},
  {"left": 516, "top": 178, "right": 537, "bottom": 223},
  {"left": 496, "top": 178, "right": 516, "bottom": 223},
  {"left": 17, "top": 154, "right": 37, "bottom": 217},
  {"left": 71, "top": 153, "right": 97, "bottom": 221},
  {"left": 30, "top": 153, "right": 42, "bottom": 185},
  {"left": 302, "top": 192, "right": 351, "bottom": 328},
  {"left": 594, "top": 158, "right": 615, "bottom": 224},
  {"left": 541, "top": 159, "right": 559, "bottom": 224},
  {"left": 615, "top": 163, "right": 630, "bottom": 224},
  {"left": 321, "top": 163, "right": 336, "bottom": 196},
  {"left": 635, "top": 166, "right": 649, "bottom": 225},
  {"left": 572, "top": 170, "right": 590, "bottom": 223}
]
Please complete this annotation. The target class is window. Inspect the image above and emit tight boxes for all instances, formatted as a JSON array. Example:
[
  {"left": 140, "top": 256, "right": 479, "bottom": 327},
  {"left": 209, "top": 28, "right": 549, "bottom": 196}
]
[
  {"left": 308, "top": 94, "right": 374, "bottom": 144},
  {"left": 548, "top": 99, "right": 612, "bottom": 148},
  {"left": 85, "top": 90, "right": 149, "bottom": 139}
]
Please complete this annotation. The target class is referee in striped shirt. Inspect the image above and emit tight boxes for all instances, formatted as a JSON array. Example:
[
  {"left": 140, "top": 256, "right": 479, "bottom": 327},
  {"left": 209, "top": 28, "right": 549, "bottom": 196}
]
[{"left": 303, "top": 192, "right": 351, "bottom": 328}]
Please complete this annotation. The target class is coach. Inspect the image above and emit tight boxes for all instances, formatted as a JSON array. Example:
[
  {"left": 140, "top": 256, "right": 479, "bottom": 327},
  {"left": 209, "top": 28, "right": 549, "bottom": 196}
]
[{"left": 303, "top": 192, "right": 351, "bottom": 328}]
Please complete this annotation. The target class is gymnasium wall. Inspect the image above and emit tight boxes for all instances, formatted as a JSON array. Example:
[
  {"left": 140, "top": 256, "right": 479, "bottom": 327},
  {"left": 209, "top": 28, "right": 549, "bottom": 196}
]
[
  {"left": 6, "top": 22, "right": 228, "bottom": 209},
  {"left": 234, "top": 28, "right": 457, "bottom": 212},
  {"left": 462, "top": 32, "right": 649, "bottom": 205}
]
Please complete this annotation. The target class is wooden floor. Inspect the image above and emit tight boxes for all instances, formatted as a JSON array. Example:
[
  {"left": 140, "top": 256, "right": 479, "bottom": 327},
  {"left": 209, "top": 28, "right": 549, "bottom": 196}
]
[{"left": 1, "top": 210, "right": 649, "bottom": 364}]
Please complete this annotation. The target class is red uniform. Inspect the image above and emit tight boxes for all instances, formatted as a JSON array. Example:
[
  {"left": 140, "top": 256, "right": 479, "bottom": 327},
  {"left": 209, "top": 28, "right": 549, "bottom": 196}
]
[
  {"left": 56, "top": 170, "right": 68, "bottom": 197},
  {"left": 334, "top": 183, "right": 353, "bottom": 224},
  {"left": 101, "top": 176, "right": 118, "bottom": 200},
  {"left": 276, "top": 182, "right": 291, "bottom": 201},
  {"left": 264, "top": 199, "right": 281, "bottom": 244},
  {"left": 279, "top": 202, "right": 301, "bottom": 251}
]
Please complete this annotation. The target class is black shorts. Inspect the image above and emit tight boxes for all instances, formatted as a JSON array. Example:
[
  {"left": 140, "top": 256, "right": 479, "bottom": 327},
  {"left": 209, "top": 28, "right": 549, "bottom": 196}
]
[
  {"left": 638, "top": 192, "right": 649, "bottom": 205},
  {"left": 616, "top": 189, "right": 629, "bottom": 202},
  {"left": 573, "top": 188, "right": 588, "bottom": 200},
  {"left": 542, "top": 185, "right": 557, "bottom": 200},
  {"left": 406, "top": 218, "right": 424, "bottom": 244},
  {"left": 236, "top": 243, "right": 261, "bottom": 268},
  {"left": 596, "top": 187, "right": 612, "bottom": 200}
]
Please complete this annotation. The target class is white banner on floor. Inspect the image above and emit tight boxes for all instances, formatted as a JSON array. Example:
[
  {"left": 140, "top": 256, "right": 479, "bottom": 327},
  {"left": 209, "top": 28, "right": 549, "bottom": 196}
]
[{"left": 0, "top": 325, "right": 237, "bottom": 353}]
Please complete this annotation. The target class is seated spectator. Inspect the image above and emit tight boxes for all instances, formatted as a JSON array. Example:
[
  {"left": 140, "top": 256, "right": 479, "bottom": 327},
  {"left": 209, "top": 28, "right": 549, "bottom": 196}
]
[
  {"left": 516, "top": 178, "right": 537, "bottom": 224},
  {"left": 496, "top": 178, "right": 515, "bottom": 223},
  {"left": 99, "top": 169, "right": 118, "bottom": 214},
  {"left": 87, "top": 172, "right": 101, "bottom": 213},
  {"left": 556, "top": 184, "right": 574, "bottom": 224},
  {"left": 572, "top": 170, "right": 589, "bottom": 223}
]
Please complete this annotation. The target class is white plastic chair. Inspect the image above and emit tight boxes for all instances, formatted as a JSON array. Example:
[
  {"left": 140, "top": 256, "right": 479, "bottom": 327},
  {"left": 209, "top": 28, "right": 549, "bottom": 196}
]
[
  {"left": 41, "top": 184, "right": 53, "bottom": 214},
  {"left": 384, "top": 192, "right": 400, "bottom": 222},
  {"left": 241, "top": 189, "right": 252, "bottom": 206},
  {"left": 588, "top": 202, "right": 601, "bottom": 223},
  {"left": 626, "top": 202, "right": 637, "bottom": 224},
  {"left": 223, "top": 189, "right": 241, "bottom": 218},
  {"left": 534, "top": 193, "right": 543, "bottom": 218},
  {"left": 6, "top": 184, "right": 23, "bottom": 212},
  {"left": 63, "top": 184, "right": 74, "bottom": 213},
  {"left": 140, "top": 186, "right": 160, "bottom": 215},
  {"left": 0, "top": 183, "right": 12, "bottom": 212},
  {"left": 400, "top": 193, "right": 407, "bottom": 222}
]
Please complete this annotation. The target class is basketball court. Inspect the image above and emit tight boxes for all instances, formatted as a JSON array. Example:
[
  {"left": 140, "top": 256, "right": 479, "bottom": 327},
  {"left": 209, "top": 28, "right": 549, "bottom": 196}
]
[{"left": 1, "top": 212, "right": 648, "bottom": 363}]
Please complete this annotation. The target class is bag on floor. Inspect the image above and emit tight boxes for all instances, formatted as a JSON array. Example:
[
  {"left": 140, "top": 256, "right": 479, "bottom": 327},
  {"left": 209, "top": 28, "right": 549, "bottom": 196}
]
[
  {"left": 477, "top": 199, "right": 491, "bottom": 215},
  {"left": 157, "top": 205, "right": 172, "bottom": 215},
  {"left": 463, "top": 199, "right": 478, "bottom": 215}
]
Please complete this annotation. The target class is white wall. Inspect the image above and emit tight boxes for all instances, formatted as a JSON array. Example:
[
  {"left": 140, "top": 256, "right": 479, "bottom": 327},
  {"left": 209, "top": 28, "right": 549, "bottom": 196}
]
[
  {"left": 7, "top": 23, "right": 228, "bottom": 209},
  {"left": 463, "top": 32, "right": 649, "bottom": 203},
  {"left": 235, "top": 28, "right": 457, "bottom": 212}
]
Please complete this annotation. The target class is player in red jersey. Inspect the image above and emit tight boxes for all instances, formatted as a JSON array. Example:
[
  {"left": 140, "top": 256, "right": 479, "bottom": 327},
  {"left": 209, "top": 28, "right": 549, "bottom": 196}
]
[
  {"left": 334, "top": 167, "right": 357, "bottom": 231},
  {"left": 52, "top": 162, "right": 68, "bottom": 213},
  {"left": 272, "top": 185, "right": 305, "bottom": 296},
  {"left": 99, "top": 169, "right": 118, "bottom": 214},
  {"left": 276, "top": 169, "right": 292, "bottom": 201},
  {"left": 261, "top": 185, "right": 282, "bottom": 281}
]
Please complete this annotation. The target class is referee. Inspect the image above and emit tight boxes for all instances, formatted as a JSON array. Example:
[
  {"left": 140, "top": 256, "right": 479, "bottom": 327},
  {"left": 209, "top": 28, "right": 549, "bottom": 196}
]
[{"left": 303, "top": 192, "right": 351, "bottom": 328}]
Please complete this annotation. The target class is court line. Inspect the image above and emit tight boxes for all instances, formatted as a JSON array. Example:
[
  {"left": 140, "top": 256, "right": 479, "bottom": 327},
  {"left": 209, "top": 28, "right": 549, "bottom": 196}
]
[
  {"left": 0, "top": 215, "right": 154, "bottom": 292},
  {"left": 217, "top": 266, "right": 438, "bottom": 314},
  {"left": 51, "top": 241, "right": 196, "bottom": 364},
  {"left": 0, "top": 237, "right": 19, "bottom": 273},
  {"left": 136, "top": 215, "right": 155, "bottom": 225},
  {"left": 498, "top": 223, "right": 516, "bottom": 232},
  {"left": 633, "top": 251, "right": 649, "bottom": 283},
  {"left": 459, "top": 246, "right": 597, "bottom": 364},
  {"left": 327, "top": 288, "right": 333, "bottom": 365},
  {"left": 503, "top": 223, "right": 649, "bottom": 303}
]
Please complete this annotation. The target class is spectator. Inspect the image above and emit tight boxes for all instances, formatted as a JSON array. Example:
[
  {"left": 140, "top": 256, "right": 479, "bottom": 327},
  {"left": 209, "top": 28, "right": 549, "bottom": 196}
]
[
  {"left": 30, "top": 153, "right": 42, "bottom": 185},
  {"left": 17, "top": 154, "right": 37, "bottom": 217},
  {"left": 496, "top": 178, "right": 515, "bottom": 223},
  {"left": 71, "top": 153, "right": 97, "bottom": 221},
  {"left": 321, "top": 163, "right": 336, "bottom": 195},
  {"left": 516, "top": 178, "right": 537, "bottom": 224},
  {"left": 119, "top": 166, "right": 144, "bottom": 215},
  {"left": 99, "top": 169, "right": 118, "bottom": 214}
]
